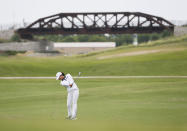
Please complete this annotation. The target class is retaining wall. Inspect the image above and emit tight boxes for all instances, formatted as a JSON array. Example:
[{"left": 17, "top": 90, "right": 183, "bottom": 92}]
[
  {"left": 174, "top": 26, "right": 187, "bottom": 36},
  {"left": 0, "top": 41, "right": 53, "bottom": 52}
]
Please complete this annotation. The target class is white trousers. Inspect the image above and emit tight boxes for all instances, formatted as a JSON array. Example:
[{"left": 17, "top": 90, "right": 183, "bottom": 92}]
[{"left": 67, "top": 89, "right": 79, "bottom": 118}]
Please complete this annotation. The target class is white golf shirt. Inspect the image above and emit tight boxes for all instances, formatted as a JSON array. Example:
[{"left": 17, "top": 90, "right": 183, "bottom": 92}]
[{"left": 60, "top": 74, "right": 79, "bottom": 92}]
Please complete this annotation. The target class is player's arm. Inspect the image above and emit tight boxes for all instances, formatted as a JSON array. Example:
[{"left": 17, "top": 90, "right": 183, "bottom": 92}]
[
  {"left": 60, "top": 81, "right": 69, "bottom": 87},
  {"left": 67, "top": 74, "right": 74, "bottom": 87}
]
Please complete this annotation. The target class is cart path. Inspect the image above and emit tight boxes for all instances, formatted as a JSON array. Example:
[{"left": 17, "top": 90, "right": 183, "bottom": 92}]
[{"left": 0, "top": 76, "right": 187, "bottom": 79}]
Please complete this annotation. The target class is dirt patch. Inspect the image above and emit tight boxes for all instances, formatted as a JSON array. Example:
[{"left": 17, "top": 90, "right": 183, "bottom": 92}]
[{"left": 97, "top": 48, "right": 186, "bottom": 60}]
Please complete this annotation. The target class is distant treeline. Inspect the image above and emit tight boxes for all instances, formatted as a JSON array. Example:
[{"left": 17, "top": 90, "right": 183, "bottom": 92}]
[
  {"left": 0, "top": 33, "right": 22, "bottom": 43},
  {"left": 35, "top": 30, "right": 172, "bottom": 46},
  {"left": 0, "top": 30, "right": 172, "bottom": 46},
  {"left": 182, "top": 24, "right": 187, "bottom": 27}
]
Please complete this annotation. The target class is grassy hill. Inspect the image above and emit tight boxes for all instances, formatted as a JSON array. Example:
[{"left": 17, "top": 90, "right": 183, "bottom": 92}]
[
  {"left": 0, "top": 35, "right": 187, "bottom": 131},
  {"left": 0, "top": 35, "right": 187, "bottom": 76}
]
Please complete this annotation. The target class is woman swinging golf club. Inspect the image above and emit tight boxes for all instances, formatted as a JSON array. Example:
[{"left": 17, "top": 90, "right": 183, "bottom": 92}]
[{"left": 56, "top": 72, "right": 79, "bottom": 120}]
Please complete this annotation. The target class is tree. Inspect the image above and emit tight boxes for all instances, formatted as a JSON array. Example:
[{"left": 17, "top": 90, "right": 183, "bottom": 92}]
[{"left": 10, "top": 33, "right": 21, "bottom": 42}]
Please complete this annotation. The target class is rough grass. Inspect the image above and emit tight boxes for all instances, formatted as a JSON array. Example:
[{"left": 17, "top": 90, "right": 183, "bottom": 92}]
[
  {"left": 0, "top": 78, "right": 187, "bottom": 131},
  {"left": 78, "top": 35, "right": 187, "bottom": 57}
]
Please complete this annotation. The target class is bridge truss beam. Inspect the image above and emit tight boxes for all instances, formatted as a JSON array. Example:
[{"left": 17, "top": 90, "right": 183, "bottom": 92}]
[{"left": 17, "top": 12, "right": 174, "bottom": 39}]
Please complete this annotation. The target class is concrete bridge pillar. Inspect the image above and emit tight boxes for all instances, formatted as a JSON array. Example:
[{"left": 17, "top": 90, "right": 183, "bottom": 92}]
[
  {"left": 38, "top": 40, "right": 54, "bottom": 52},
  {"left": 133, "top": 34, "right": 138, "bottom": 46}
]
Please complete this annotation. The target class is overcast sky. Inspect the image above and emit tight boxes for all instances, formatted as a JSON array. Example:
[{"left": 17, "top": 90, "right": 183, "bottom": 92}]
[{"left": 0, "top": 0, "right": 186, "bottom": 25}]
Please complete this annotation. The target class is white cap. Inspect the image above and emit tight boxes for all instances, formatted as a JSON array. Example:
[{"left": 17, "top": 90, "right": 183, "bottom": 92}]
[{"left": 56, "top": 72, "right": 62, "bottom": 80}]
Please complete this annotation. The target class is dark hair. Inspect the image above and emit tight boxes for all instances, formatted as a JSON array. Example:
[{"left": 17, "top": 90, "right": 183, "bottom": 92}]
[{"left": 61, "top": 72, "right": 65, "bottom": 76}]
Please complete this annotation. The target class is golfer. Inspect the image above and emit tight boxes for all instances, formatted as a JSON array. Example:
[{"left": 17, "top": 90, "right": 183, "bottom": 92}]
[{"left": 56, "top": 72, "right": 79, "bottom": 120}]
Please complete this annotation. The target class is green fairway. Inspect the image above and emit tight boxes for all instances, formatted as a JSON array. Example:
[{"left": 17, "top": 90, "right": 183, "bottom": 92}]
[{"left": 0, "top": 78, "right": 187, "bottom": 131}]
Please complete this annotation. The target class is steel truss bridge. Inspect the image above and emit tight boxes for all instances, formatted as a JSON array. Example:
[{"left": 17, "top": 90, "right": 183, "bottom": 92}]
[{"left": 17, "top": 12, "right": 174, "bottom": 39}]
